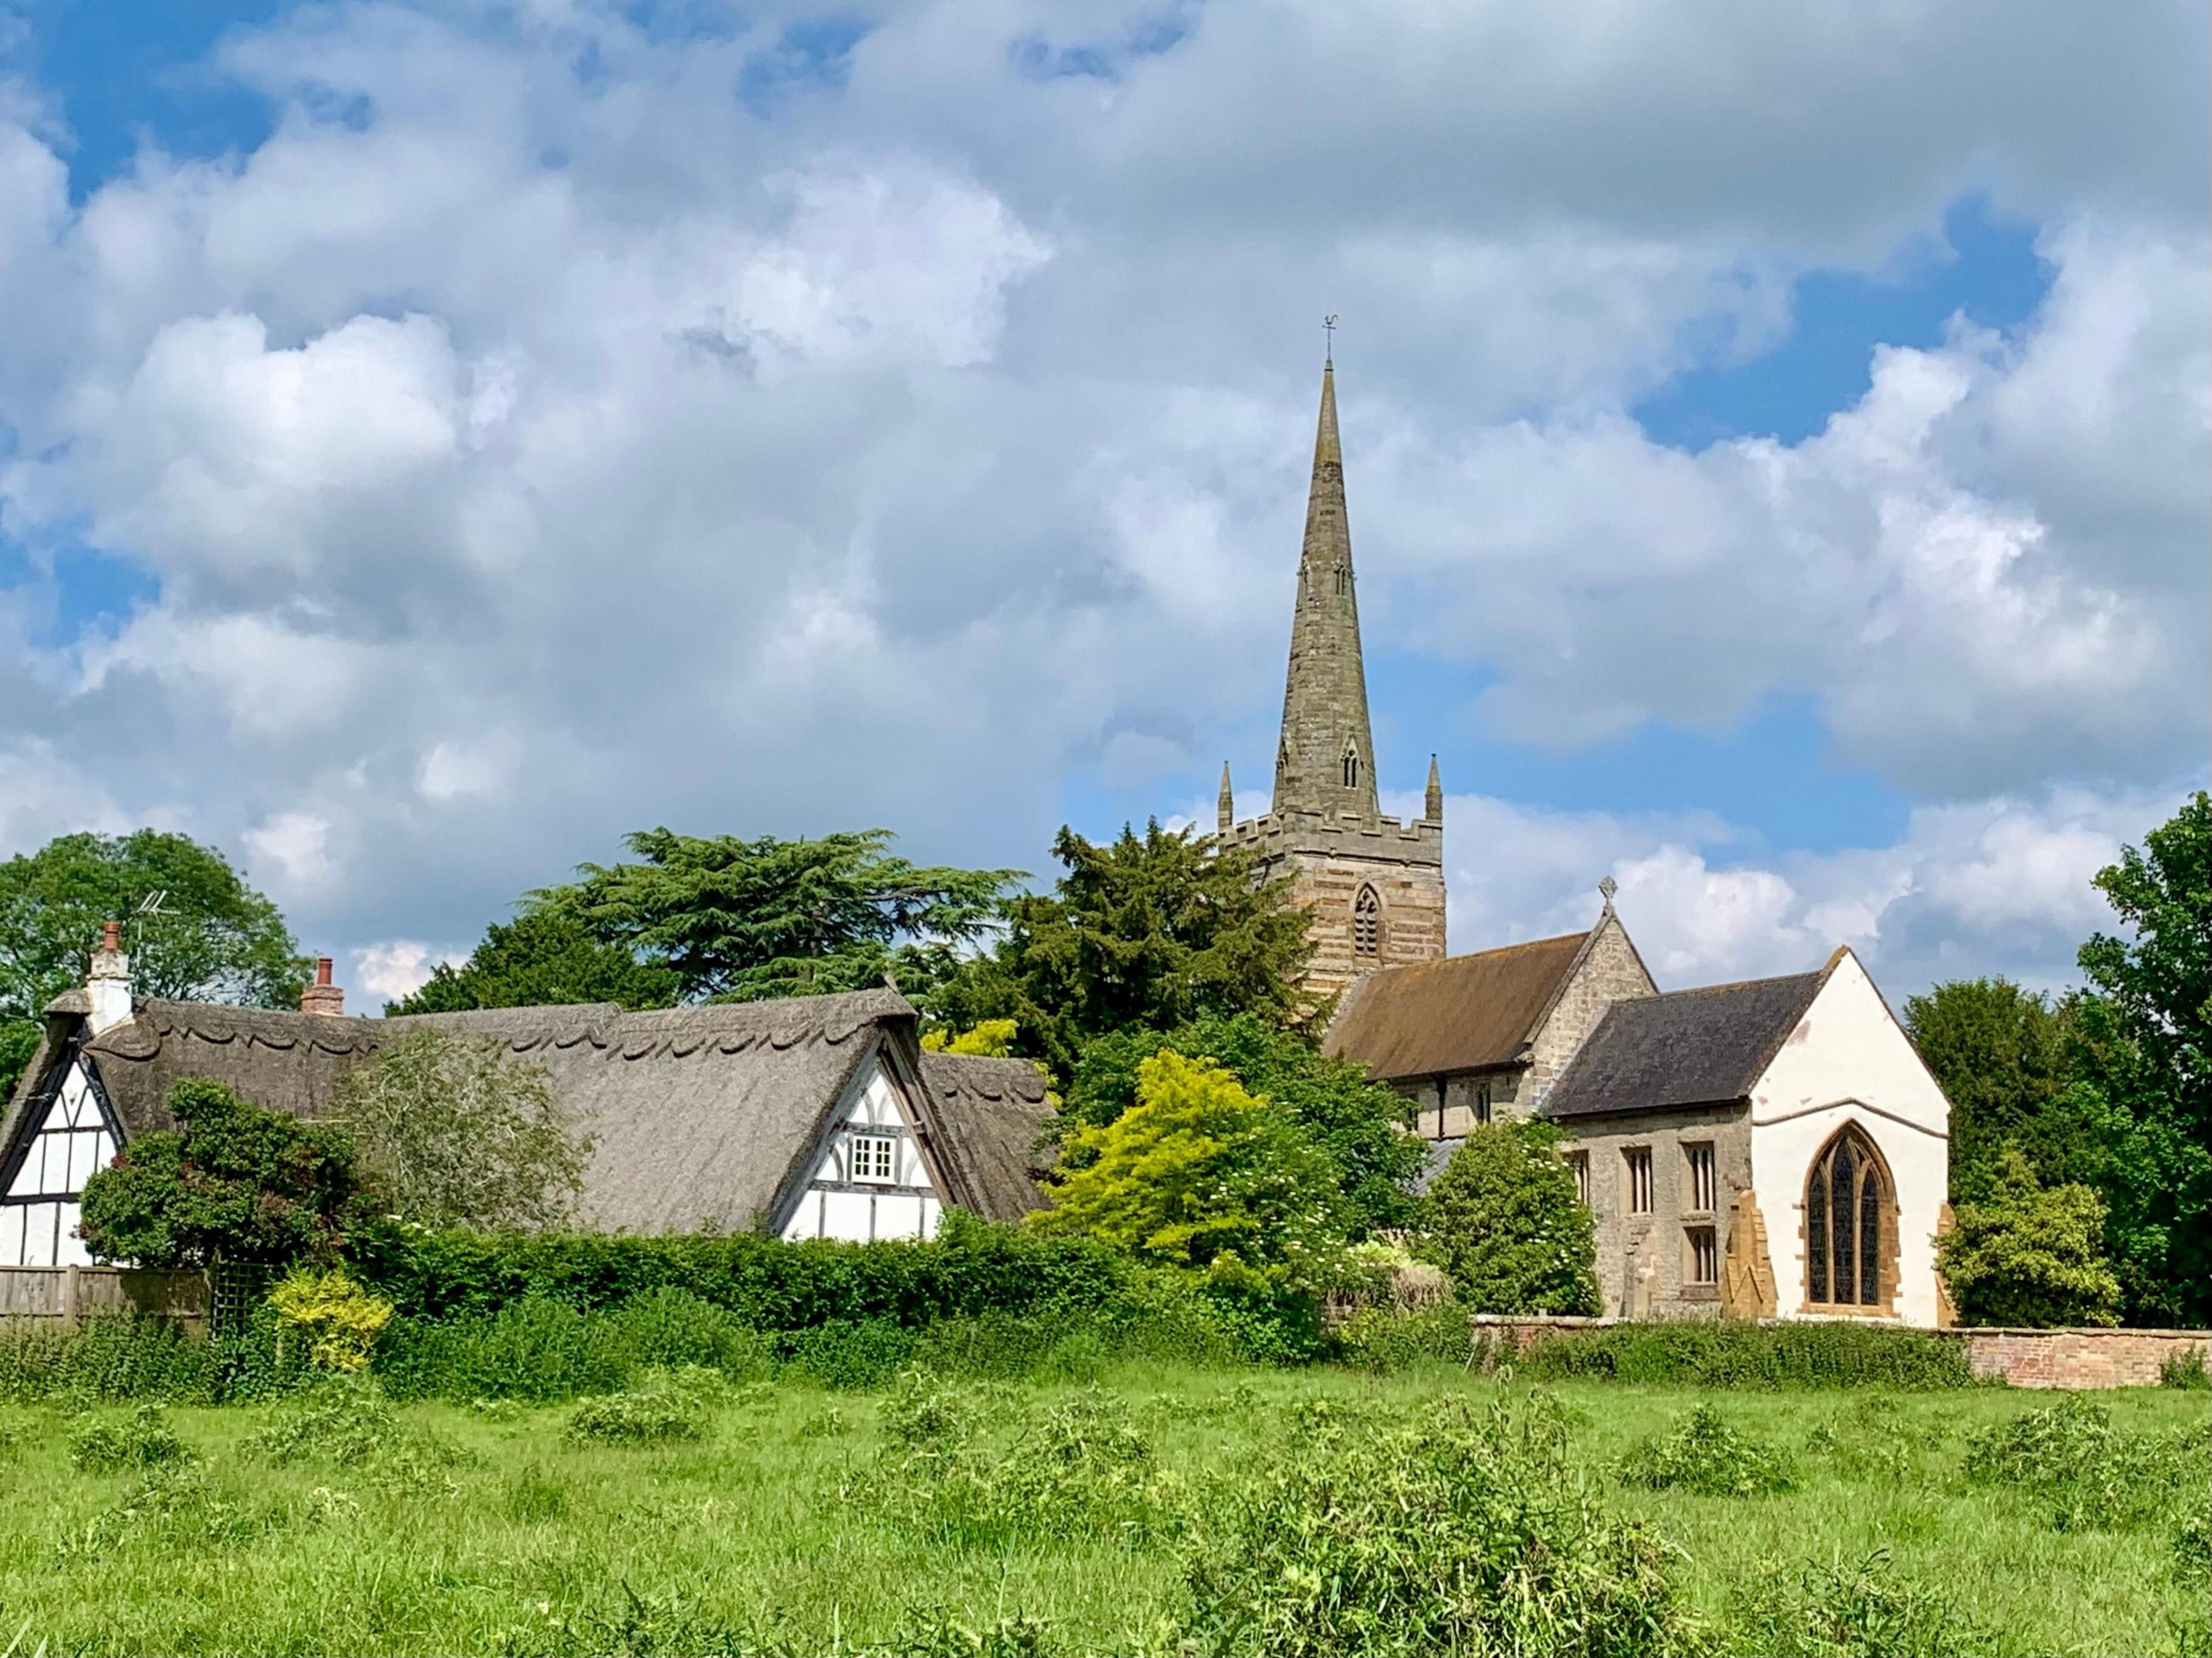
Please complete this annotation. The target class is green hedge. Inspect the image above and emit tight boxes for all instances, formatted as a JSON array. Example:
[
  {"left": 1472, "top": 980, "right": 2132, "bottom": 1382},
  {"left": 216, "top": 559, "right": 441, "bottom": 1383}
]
[
  {"left": 348, "top": 1209, "right": 1129, "bottom": 1329},
  {"left": 1506, "top": 1319, "right": 1976, "bottom": 1390}
]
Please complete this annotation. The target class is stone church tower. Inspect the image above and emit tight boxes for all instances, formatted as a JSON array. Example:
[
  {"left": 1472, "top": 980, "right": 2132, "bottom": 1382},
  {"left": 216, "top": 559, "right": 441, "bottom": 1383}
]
[{"left": 1216, "top": 359, "right": 1446, "bottom": 999}]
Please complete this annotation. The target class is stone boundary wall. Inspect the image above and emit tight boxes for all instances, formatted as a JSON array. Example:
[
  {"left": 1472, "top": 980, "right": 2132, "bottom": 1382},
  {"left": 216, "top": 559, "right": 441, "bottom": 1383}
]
[{"left": 1467, "top": 1313, "right": 2210, "bottom": 1390}]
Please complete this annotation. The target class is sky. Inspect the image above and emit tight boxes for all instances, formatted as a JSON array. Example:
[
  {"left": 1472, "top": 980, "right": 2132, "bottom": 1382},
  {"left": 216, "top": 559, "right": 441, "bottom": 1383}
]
[{"left": 0, "top": 0, "right": 2203, "bottom": 1009}]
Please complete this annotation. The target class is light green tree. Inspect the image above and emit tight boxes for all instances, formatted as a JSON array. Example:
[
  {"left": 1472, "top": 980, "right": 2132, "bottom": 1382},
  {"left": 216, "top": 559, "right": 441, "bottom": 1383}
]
[{"left": 1029, "top": 1050, "right": 1350, "bottom": 1296}]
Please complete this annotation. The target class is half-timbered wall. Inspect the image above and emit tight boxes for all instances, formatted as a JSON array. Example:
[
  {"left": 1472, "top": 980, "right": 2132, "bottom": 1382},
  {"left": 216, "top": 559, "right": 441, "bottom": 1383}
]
[
  {"left": 1, "top": 1056, "right": 118, "bottom": 1268},
  {"left": 778, "top": 1053, "right": 941, "bottom": 1244}
]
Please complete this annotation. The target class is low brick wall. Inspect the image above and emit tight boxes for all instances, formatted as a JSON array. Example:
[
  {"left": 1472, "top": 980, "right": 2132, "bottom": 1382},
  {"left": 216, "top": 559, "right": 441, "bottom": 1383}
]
[
  {"left": 1948, "top": 1325, "right": 2207, "bottom": 1390},
  {"left": 1466, "top": 1313, "right": 2210, "bottom": 1389}
]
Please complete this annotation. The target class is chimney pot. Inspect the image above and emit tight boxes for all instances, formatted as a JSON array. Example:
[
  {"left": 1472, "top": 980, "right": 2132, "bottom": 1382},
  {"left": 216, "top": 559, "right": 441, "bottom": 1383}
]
[
  {"left": 300, "top": 957, "right": 346, "bottom": 1017},
  {"left": 101, "top": 919, "right": 122, "bottom": 953}
]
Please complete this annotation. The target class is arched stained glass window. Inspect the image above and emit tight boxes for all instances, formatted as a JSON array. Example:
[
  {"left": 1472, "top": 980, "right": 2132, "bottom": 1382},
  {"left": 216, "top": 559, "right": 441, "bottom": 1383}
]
[
  {"left": 1805, "top": 1127, "right": 1887, "bottom": 1310},
  {"left": 1352, "top": 885, "right": 1381, "bottom": 957}
]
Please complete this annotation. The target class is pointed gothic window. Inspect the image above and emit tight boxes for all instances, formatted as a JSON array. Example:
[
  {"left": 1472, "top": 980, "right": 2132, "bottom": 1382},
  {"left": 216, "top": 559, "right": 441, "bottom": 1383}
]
[
  {"left": 1352, "top": 884, "right": 1381, "bottom": 956},
  {"left": 1342, "top": 746, "right": 1360, "bottom": 788},
  {"left": 1335, "top": 566, "right": 1347, "bottom": 594},
  {"left": 1804, "top": 1126, "right": 1888, "bottom": 1310}
]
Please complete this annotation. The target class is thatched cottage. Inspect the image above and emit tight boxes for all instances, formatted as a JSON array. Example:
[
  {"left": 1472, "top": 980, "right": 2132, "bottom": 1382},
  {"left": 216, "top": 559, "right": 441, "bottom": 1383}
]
[{"left": 0, "top": 929, "right": 1052, "bottom": 1266}]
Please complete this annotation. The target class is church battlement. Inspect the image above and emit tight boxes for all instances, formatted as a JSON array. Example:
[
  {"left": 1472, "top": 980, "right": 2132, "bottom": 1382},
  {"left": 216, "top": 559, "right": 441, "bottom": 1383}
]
[{"left": 1218, "top": 806, "right": 1442, "bottom": 866}]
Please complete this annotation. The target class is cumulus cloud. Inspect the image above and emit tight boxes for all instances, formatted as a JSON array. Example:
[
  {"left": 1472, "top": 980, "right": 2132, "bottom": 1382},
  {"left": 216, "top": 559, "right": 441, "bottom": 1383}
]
[
  {"left": 351, "top": 939, "right": 446, "bottom": 1004},
  {"left": 1431, "top": 783, "right": 2177, "bottom": 997},
  {"left": 0, "top": 0, "right": 2198, "bottom": 998}
]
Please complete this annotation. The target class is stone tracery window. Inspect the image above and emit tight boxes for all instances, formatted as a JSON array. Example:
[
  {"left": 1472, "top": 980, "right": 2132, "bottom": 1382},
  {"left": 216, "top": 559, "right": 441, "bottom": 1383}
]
[
  {"left": 1341, "top": 745, "right": 1360, "bottom": 788},
  {"left": 1805, "top": 1126, "right": 1888, "bottom": 1310},
  {"left": 1352, "top": 883, "right": 1381, "bottom": 956}
]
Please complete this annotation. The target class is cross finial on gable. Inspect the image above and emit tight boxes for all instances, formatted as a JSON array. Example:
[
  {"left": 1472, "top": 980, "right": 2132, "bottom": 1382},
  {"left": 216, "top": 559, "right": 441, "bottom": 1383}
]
[{"left": 1599, "top": 875, "right": 1618, "bottom": 910}]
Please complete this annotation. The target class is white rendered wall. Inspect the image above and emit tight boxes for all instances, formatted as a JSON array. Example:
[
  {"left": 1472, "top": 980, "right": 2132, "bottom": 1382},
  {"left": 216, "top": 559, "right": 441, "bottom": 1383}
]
[
  {"left": 779, "top": 1056, "right": 942, "bottom": 1245},
  {"left": 1748, "top": 952, "right": 1950, "bottom": 1327}
]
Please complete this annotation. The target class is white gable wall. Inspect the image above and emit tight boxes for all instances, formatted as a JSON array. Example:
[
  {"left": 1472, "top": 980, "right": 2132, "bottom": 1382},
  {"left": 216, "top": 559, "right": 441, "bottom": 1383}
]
[
  {"left": 778, "top": 1052, "right": 942, "bottom": 1244},
  {"left": 1748, "top": 952, "right": 1950, "bottom": 1327},
  {"left": 1, "top": 1058, "right": 118, "bottom": 1268}
]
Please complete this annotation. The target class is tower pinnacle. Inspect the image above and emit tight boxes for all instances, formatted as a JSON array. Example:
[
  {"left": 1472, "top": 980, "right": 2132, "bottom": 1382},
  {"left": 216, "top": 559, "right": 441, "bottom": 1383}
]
[
  {"left": 1426, "top": 754, "right": 1444, "bottom": 824},
  {"left": 1217, "top": 762, "right": 1234, "bottom": 834},
  {"left": 1272, "top": 359, "right": 1378, "bottom": 817}
]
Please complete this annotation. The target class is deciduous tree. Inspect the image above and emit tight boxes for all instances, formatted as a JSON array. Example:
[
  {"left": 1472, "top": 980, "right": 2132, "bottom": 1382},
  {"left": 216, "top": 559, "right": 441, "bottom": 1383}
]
[
  {"left": 1936, "top": 1147, "right": 2122, "bottom": 1327},
  {"left": 78, "top": 1079, "right": 357, "bottom": 1268},
  {"left": 1418, "top": 1121, "right": 1599, "bottom": 1315},
  {"left": 340, "top": 1030, "right": 589, "bottom": 1230},
  {"left": 1904, "top": 978, "right": 2088, "bottom": 1202}
]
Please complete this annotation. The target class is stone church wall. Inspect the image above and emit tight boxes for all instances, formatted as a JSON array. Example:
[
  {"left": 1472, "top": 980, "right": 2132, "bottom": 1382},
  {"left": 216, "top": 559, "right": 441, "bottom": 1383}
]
[
  {"left": 1557, "top": 1102, "right": 1754, "bottom": 1318},
  {"left": 1523, "top": 914, "right": 1657, "bottom": 1107},
  {"left": 1224, "top": 809, "right": 1445, "bottom": 1003}
]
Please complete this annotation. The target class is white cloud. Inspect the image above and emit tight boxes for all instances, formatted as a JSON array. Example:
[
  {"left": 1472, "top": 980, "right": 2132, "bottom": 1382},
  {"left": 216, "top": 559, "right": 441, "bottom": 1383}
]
[
  {"left": 0, "top": 0, "right": 2194, "bottom": 993},
  {"left": 243, "top": 809, "right": 332, "bottom": 893},
  {"left": 1433, "top": 781, "right": 2179, "bottom": 997},
  {"left": 351, "top": 939, "right": 447, "bottom": 1003}
]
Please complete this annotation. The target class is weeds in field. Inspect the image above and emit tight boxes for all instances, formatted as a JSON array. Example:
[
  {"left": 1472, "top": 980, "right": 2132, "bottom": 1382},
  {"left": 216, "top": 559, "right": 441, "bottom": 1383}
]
[
  {"left": 1725, "top": 1548, "right": 1995, "bottom": 1658},
  {"left": 1963, "top": 1395, "right": 2208, "bottom": 1531},
  {"left": 497, "top": 1583, "right": 766, "bottom": 1657},
  {"left": 1181, "top": 1387, "right": 1684, "bottom": 1657},
  {"left": 67, "top": 1404, "right": 192, "bottom": 1473},
  {"left": 892, "top": 1607, "right": 1053, "bottom": 1656},
  {"left": 1619, "top": 1403, "right": 1796, "bottom": 1496},
  {"left": 2161, "top": 1345, "right": 2210, "bottom": 1390},
  {"left": 565, "top": 1371, "right": 713, "bottom": 1445},
  {"left": 55, "top": 1464, "right": 272, "bottom": 1560},
  {"left": 244, "top": 1375, "right": 468, "bottom": 1494}
]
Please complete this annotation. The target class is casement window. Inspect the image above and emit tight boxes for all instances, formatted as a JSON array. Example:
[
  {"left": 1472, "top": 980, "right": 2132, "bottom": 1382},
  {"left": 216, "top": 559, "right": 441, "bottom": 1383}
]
[
  {"left": 1624, "top": 1148, "right": 1653, "bottom": 1215},
  {"left": 1352, "top": 885, "right": 1381, "bottom": 957},
  {"left": 1565, "top": 1151, "right": 1590, "bottom": 1208},
  {"left": 1684, "top": 1143, "right": 1716, "bottom": 1214},
  {"left": 1687, "top": 1226, "right": 1718, "bottom": 1286},
  {"left": 850, "top": 1136, "right": 897, "bottom": 1184}
]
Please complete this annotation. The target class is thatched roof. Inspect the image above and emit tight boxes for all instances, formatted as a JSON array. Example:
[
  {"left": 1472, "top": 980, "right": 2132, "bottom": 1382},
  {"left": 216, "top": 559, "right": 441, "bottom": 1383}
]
[
  {"left": 1540, "top": 967, "right": 1828, "bottom": 1120},
  {"left": 915, "top": 1053, "right": 1056, "bottom": 1221},
  {"left": 1324, "top": 930, "right": 1591, "bottom": 1081},
  {"left": 6, "top": 988, "right": 1047, "bottom": 1234}
]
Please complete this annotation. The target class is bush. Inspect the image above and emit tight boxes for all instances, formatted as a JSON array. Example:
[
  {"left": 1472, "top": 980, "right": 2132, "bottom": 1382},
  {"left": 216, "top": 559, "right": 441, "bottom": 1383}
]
[
  {"left": 1332, "top": 1300, "right": 1474, "bottom": 1372},
  {"left": 1180, "top": 1389, "right": 1684, "bottom": 1657},
  {"left": 1618, "top": 1404, "right": 1796, "bottom": 1496},
  {"left": 1724, "top": 1549, "right": 1997, "bottom": 1658},
  {"left": 268, "top": 1267, "right": 394, "bottom": 1372},
  {"left": 1417, "top": 1120, "right": 1599, "bottom": 1315},
  {"left": 349, "top": 1209, "right": 1127, "bottom": 1330},
  {"left": 774, "top": 1319, "right": 919, "bottom": 1390},
  {"left": 0, "top": 1314, "right": 215, "bottom": 1405},
  {"left": 566, "top": 1375, "right": 708, "bottom": 1445},
  {"left": 1513, "top": 1321, "right": 1975, "bottom": 1390},
  {"left": 376, "top": 1287, "right": 774, "bottom": 1402},
  {"left": 1963, "top": 1395, "right": 2207, "bottom": 1531},
  {"left": 2161, "top": 1345, "right": 2210, "bottom": 1390},
  {"left": 1937, "top": 1147, "right": 2123, "bottom": 1327},
  {"left": 68, "top": 1403, "right": 192, "bottom": 1473}
]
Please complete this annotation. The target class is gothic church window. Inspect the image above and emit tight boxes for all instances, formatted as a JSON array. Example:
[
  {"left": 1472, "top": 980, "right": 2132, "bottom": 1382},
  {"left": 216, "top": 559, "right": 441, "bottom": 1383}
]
[
  {"left": 1352, "top": 885, "right": 1381, "bottom": 956},
  {"left": 1342, "top": 746, "right": 1360, "bottom": 788},
  {"left": 1805, "top": 1127, "right": 1887, "bottom": 1310}
]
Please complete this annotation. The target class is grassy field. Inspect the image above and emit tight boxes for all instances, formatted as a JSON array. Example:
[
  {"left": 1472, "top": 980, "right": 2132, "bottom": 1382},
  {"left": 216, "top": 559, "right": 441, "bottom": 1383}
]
[{"left": 0, "top": 1361, "right": 2202, "bottom": 1656}]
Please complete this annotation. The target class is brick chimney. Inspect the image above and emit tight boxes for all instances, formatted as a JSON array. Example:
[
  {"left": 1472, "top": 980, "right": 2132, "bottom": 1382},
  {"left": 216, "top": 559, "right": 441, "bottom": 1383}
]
[
  {"left": 86, "top": 919, "right": 134, "bottom": 1035},
  {"left": 300, "top": 957, "right": 345, "bottom": 1017}
]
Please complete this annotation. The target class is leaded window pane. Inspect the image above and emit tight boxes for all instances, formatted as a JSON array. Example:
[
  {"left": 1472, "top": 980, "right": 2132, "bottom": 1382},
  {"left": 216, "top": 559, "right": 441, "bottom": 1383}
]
[
  {"left": 1806, "top": 1169, "right": 1828, "bottom": 1303},
  {"left": 1858, "top": 1166, "right": 1881, "bottom": 1305},
  {"left": 1832, "top": 1148, "right": 1857, "bottom": 1306}
]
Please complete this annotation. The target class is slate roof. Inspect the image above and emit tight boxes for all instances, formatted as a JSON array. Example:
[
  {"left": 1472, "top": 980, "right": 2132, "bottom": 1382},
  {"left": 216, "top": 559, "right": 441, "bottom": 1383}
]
[
  {"left": 1539, "top": 968, "right": 1828, "bottom": 1120},
  {"left": 6, "top": 988, "right": 1046, "bottom": 1233},
  {"left": 915, "top": 1053, "right": 1056, "bottom": 1221},
  {"left": 1324, "top": 930, "right": 1591, "bottom": 1081}
]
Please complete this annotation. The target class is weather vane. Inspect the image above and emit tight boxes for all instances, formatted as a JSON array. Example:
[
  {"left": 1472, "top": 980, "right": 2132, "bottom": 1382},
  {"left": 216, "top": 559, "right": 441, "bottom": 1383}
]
[{"left": 1323, "top": 314, "right": 1338, "bottom": 363}]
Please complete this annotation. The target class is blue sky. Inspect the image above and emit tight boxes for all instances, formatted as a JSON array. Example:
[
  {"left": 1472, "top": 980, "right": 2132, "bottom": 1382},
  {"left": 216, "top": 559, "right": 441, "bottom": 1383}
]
[{"left": 0, "top": 1, "right": 2203, "bottom": 1003}]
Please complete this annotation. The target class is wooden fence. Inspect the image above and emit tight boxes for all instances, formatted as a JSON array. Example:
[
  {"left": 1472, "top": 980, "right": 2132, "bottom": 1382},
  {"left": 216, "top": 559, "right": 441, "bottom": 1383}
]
[{"left": 0, "top": 1264, "right": 211, "bottom": 1331}]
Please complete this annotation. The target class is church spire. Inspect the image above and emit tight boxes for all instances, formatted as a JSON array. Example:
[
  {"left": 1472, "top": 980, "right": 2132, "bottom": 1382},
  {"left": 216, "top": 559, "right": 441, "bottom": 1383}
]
[{"left": 1273, "top": 356, "right": 1379, "bottom": 817}]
